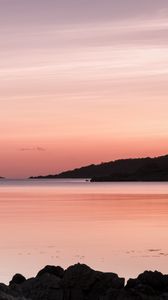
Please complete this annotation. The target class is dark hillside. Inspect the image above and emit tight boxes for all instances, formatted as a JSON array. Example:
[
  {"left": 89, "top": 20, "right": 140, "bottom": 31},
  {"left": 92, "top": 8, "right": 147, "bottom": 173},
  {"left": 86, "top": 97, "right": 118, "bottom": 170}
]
[{"left": 30, "top": 154, "right": 168, "bottom": 181}]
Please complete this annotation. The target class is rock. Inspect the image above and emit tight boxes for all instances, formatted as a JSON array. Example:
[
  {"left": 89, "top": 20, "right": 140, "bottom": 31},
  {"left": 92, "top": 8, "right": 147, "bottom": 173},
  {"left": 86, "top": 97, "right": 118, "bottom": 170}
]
[
  {"left": 10, "top": 274, "right": 26, "bottom": 285},
  {"left": 0, "top": 282, "right": 26, "bottom": 299},
  {"left": 1, "top": 264, "right": 168, "bottom": 299},
  {"left": 0, "top": 283, "right": 10, "bottom": 294},
  {"left": 62, "top": 263, "right": 124, "bottom": 299},
  {"left": 20, "top": 273, "right": 62, "bottom": 300},
  {"left": 129, "top": 271, "right": 168, "bottom": 292},
  {"left": 0, "top": 290, "right": 28, "bottom": 300},
  {"left": 113, "top": 289, "right": 159, "bottom": 299},
  {"left": 160, "top": 293, "right": 168, "bottom": 300},
  {"left": 36, "top": 265, "right": 64, "bottom": 278},
  {"left": 63, "top": 263, "right": 100, "bottom": 289},
  {"left": 138, "top": 271, "right": 165, "bottom": 290}
]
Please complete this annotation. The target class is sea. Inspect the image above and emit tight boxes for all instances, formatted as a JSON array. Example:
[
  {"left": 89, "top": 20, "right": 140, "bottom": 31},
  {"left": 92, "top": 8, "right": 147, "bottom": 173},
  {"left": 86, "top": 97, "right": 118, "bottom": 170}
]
[{"left": 0, "top": 179, "right": 168, "bottom": 283}]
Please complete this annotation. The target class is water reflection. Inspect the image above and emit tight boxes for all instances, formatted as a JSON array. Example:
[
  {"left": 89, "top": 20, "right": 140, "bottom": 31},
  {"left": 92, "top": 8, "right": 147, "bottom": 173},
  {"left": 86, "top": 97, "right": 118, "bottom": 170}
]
[{"left": 0, "top": 180, "right": 168, "bottom": 283}]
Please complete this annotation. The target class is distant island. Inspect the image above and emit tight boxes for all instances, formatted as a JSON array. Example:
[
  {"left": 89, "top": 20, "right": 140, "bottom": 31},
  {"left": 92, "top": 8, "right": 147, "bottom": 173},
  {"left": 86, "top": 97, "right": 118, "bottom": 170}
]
[{"left": 30, "top": 154, "right": 168, "bottom": 181}]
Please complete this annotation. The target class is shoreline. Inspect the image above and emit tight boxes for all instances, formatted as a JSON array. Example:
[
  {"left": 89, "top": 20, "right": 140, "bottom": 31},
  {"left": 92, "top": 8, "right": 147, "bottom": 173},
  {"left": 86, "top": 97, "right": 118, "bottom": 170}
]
[{"left": 1, "top": 263, "right": 168, "bottom": 299}]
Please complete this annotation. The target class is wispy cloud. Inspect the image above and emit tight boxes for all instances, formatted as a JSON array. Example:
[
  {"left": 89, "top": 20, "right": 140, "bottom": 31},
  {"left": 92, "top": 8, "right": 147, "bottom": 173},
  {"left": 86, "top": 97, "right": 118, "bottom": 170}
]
[{"left": 20, "top": 147, "right": 46, "bottom": 152}]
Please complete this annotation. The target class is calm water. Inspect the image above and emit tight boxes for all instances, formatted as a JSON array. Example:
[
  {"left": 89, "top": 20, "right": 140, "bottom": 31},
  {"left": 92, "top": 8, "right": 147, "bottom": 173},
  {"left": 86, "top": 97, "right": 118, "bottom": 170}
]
[{"left": 0, "top": 179, "right": 168, "bottom": 283}]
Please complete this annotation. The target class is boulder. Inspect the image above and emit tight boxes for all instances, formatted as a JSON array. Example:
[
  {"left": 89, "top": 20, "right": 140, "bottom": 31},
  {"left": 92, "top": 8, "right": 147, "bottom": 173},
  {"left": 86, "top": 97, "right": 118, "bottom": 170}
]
[
  {"left": 36, "top": 265, "right": 64, "bottom": 278},
  {"left": 0, "top": 264, "right": 168, "bottom": 299},
  {"left": 127, "top": 271, "right": 168, "bottom": 293},
  {"left": 20, "top": 274, "right": 62, "bottom": 300},
  {"left": 62, "top": 263, "right": 124, "bottom": 299},
  {"left": 10, "top": 274, "right": 26, "bottom": 285}
]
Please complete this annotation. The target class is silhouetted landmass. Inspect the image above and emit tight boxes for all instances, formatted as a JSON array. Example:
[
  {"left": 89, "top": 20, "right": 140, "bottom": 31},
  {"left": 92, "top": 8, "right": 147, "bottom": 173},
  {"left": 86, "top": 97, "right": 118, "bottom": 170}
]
[
  {"left": 30, "top": 154, "right": 168, "bottom": 181},
  {"left": 0, "top": 177, "right": 4, "bottom": 179},
  {"left": 91, "top": 159, "right": 168, "bottom": 182},
  {"left": 1, "top": 263, "right": 168, "bottom": 299}
]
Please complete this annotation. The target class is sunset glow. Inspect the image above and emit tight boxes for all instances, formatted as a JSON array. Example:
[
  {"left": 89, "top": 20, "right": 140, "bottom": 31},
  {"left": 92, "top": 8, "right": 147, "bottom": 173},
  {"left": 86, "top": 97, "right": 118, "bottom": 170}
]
[{"left": 0, "top": 0, "right": 168, "bottom": 178}]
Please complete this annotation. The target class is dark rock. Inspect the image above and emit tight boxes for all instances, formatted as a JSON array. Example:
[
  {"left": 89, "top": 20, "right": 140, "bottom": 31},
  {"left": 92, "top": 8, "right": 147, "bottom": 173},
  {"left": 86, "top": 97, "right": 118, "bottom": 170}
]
[
  {"left": 114, "top": 289, "right": 159, "bottom": 299},
  {"left": 62, "top": 263, "right": 124, "bottom": 300},
  {"left": 1, "top": 264, "right": 168, "bottom": 299},
  {"left": 137, "top": 271, "right": 168, "bottom": 292},
  {"left": 21, "top": 274, "right": 62, "bottom": 300},
  {"left": 36, "top": 265, "right": 64, "bottom": 278},
  {"left": 63, "top": 263, "right": 124, "bottom": 288},
  {"left": 126, "top": 278, "right": 138, "bottom": 289},
  {"left": 125, "top": 271, "right": 168, "bottom": 300},
  {"left": 0, "top": 283, "right": 10, "bottom": 293},
  {"left": 10, "top": 274, "right": 26, "bottom": 285},
  {"left": 63, "top": 263, "right": 100, "bottom": 288},
  {"left": 161, "top": 293, "right": 168, "bottom": 300}
]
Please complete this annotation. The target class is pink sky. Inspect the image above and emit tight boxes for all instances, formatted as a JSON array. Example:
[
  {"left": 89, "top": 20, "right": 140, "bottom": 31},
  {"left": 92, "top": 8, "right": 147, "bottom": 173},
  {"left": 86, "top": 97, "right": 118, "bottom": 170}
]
[{"left": 0, "top": 0, "right": 168, "bottom": 178}]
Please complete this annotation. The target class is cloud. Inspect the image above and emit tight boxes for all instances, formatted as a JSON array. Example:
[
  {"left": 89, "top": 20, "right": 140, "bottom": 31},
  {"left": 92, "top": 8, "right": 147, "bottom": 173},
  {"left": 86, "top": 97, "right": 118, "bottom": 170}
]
[
  {"left": 20, "top": 147, "right": 46, "bottom": 152},
  {"left": 36, "top": 147, "right": 46, "bottom": 151}
]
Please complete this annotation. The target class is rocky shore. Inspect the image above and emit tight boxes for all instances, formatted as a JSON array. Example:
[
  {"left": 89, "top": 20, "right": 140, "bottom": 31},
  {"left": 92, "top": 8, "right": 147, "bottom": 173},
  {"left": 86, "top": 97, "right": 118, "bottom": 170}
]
[{"left": 1, "top": 264, "right": 168, "bottom": 299}]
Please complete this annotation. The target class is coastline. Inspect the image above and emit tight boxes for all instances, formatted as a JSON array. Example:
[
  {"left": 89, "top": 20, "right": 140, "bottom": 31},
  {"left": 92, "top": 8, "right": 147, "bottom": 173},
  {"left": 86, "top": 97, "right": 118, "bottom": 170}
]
[{"left": 1, "top": 263, "right": 168, "bottom": 300}]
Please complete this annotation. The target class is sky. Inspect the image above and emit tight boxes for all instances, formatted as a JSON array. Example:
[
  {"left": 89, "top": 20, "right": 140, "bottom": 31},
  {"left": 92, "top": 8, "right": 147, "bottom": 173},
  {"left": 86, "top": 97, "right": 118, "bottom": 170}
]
[{"left": 0, "top": 0, "right": 168, "bottom": 178}]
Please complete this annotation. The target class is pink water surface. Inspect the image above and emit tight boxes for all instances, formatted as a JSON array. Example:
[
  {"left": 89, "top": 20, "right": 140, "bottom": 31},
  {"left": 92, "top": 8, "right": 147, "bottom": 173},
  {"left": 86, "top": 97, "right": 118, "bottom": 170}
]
[{"left": 0, "top": 179, "right": 168, "bottom": 283}]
